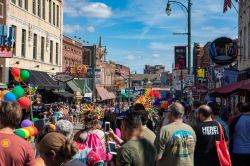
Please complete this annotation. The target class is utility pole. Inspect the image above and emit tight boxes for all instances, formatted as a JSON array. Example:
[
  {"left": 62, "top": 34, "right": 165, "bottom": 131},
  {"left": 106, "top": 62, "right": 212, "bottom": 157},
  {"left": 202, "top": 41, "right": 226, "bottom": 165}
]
[
  {"left": 128, "top": 70, "right": 131, "bottom": 105},
  {"left": 188, "top": 0, "right": 192, "bottom": 75}
]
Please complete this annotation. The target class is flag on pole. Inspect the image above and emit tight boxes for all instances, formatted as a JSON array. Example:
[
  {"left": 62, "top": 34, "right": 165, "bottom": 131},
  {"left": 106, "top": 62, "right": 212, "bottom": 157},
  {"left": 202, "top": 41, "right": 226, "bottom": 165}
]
[{"left": 223, "top": 0, "right": 232, "bottom": 13}]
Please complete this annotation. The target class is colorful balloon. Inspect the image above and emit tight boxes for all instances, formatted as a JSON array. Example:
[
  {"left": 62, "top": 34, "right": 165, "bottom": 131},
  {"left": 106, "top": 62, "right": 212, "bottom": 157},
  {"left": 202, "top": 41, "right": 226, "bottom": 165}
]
[
  {"left": 20, "top": 70, "right": 30, "bottom": 81},
  {"left": 22, "top": 129, "right": 30, "bottom": 138},
  {"left": 15, "top": 129, "right": 26, "bottom": 139},
  {"left": 14, "top": 76, "right": 21, "bottom": 82},
  {"left": 33, "top": 117, "right": 39, "bottom": 122},
  {"left": 21, "top": 119, "right": 33, "bottom": 128},
  {"left": 25, "top": 127, "right": 35, "bottom": 136},
  {"left": 11, "top": 67, "right": 20, "bottom": 77},
  {"left": 33, "top": 126, "right": 38, "bottom": 136},
  {"left": 12, "top": 86, "right": 25, "bottom": 99},
  {"left": 4, "top": 92, "right": 16, "bottom": 101},
  {"left": 17, "top": 97, "right": 31, "bottom": 109},
  {"left": 0, "top": 90, "right": 9, "bottom": 99}
]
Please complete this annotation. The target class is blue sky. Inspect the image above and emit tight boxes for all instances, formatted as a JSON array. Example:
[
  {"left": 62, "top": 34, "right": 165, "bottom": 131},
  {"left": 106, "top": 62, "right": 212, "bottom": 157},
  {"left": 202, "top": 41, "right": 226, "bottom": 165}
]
[{"left": 63, "top": 0, "right": 238, "bottom": 73}]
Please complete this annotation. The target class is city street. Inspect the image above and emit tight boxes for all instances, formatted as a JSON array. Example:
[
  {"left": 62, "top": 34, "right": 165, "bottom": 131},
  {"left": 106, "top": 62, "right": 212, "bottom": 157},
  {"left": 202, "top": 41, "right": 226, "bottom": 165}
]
[{"left": 0, "top": 0, "right": 249, "bottom": 166}]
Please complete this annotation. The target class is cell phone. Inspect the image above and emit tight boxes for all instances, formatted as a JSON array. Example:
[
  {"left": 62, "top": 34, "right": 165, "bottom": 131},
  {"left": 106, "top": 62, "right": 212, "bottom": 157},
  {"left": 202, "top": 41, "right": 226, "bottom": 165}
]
[
  {"left": 105, "top": 122, "right": 110, "bottom": 132},
  {"left": 108, "top": 141, "right": 117, "bottom": 155}
]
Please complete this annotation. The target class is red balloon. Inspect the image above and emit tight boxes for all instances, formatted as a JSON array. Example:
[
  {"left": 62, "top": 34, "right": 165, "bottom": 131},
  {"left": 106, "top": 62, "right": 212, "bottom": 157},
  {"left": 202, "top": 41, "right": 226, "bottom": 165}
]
[
  {"left": 17, "top": 97, "right": 31, "bottom": 109},
  {"left": 11, "top": 67, "right": 20, "bottom": 77}
]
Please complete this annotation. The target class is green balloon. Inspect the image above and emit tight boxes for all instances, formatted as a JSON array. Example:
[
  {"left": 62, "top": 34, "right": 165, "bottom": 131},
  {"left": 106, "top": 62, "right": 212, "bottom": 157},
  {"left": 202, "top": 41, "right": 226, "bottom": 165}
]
[
  {"left": 12, "top": 86, "right": 25, "bottom": 99},
  {"left": 15, "top": 129, "right": 26, "bottom": 138},
  {"left": 33, "top": 118, "right": 39, "bottom": 121},
  {"left": 20, "top": 70, "right": 30, "bottom": 81}
]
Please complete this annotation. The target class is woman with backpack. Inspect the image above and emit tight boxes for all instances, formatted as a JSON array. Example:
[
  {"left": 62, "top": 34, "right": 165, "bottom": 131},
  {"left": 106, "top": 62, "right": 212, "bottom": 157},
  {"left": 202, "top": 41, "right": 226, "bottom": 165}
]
[{"left": 77, "top": 111, "right": 111, "bottom": 164}]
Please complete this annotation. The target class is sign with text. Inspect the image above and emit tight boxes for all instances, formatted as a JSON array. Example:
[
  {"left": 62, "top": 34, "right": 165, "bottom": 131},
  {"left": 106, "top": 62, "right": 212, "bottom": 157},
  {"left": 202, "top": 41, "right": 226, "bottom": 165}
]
[
  {"left": 223, "top": 69, "right": 238, "bottom": 85},
  {"left": 175, "top": 46, "right": 187, "bottom": 69},
  {"left": 185, "top": 75, "right": 194, "bottom": 87},
  {"left": 54, "top": 72, "right": 74, "bottom": 82},
  {"left": 0, "top": 24, "right": 15, "bottom": 58},
  {"left": 209, "top": 37, "right": 238, "bottom": 65}
]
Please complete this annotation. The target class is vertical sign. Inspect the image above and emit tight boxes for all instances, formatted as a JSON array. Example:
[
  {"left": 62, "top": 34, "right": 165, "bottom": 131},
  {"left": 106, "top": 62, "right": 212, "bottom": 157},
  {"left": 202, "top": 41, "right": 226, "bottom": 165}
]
[
  {"left": 175, "top": 46, "right": 187, "bottom": 69},
  {"left": 0, "top": 24, "right": 15, "bottom": 58}
]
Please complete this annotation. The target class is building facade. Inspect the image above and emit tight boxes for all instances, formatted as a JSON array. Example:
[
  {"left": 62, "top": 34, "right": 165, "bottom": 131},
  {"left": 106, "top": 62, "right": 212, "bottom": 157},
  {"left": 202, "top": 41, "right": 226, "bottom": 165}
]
[
  {"left": 0, "top": 0, "right": 6, "bottom": 24},
  {"left": 144, "top": 65, "right": 165, "bottom": 74},
  {"left": 238, "top": 0, "right": 250, "bottom": 80},
  {"left": 62, "top": 35, "right": 82, "bottom": 72},
  {"left": 0, "top": 0, "right": 63, "bottom": 83}
]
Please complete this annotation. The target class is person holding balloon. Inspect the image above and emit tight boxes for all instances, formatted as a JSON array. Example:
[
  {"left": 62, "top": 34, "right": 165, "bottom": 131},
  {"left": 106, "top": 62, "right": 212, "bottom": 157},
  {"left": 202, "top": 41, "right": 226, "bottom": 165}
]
[{"left": 0, "top": 101, "right": 35, "bottom": 166}]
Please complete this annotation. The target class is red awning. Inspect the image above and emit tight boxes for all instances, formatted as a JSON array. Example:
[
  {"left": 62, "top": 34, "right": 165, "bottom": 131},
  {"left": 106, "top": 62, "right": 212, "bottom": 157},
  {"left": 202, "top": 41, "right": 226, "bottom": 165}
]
[{"left": 213, "top": 79, "right": 250, "bottom": 96}]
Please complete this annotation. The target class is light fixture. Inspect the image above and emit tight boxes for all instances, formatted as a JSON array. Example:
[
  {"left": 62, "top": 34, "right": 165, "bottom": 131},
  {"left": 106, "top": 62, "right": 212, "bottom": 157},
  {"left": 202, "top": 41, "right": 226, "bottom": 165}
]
[
  {"left": 166, "top": 2, "right": 172, "bottom": 16},
  {"left": 15, "top": 61, "right": 20, "bottom": 64},
  {"left": 51, "top": 68, "right": 55, "bottom": 70},
  {"left": 36, "top": 65, "right": 40, "bottom": 68}
]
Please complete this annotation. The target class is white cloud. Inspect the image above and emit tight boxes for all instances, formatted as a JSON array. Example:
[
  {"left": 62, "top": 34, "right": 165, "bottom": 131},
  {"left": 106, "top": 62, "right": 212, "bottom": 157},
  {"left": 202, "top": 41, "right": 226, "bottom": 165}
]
[
  {"left": 125, "top": 54, "right": 136, "bottom": 60},
  {"left": 152, "top": 54, "right": 160, "bottom": 58},
  {"left": 86, "top": 26, "right": 95, "bottom": 32},
  {"left": 63, "top": 24, "right": 84, "bottom": 34},
  {"left": 149, "top": 42, "right": 172, "bottom": 51},
  {"left": 64, "top": 0, "right": 112, "bottom": 19}
]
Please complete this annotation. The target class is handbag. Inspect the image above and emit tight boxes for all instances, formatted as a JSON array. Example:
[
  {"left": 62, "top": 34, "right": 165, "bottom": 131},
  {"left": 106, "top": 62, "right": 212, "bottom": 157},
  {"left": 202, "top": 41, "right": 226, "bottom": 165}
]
[{"left": 216, "top": 122, "right": 232, "bottom": 166}]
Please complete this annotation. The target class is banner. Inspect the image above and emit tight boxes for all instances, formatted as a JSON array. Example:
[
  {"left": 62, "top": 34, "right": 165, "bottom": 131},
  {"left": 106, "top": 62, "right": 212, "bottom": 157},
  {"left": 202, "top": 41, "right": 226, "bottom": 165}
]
[
  {"left": 223, "top": 69, "right": 238, "bottom": 85},
  {"left": 175, "top": 46, "right": 187, "bottom": 69},
  {"left": 0, "top": 24, "right": 15, "bottom": 58}
]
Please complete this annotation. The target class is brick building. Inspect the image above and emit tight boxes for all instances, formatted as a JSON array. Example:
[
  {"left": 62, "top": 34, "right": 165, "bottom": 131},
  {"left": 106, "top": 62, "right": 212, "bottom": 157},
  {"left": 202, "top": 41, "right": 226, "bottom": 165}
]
[
  {"left": 0, "top": 0, "right": 6, "bottom": 24},
  {"left": 62, "top": 35, "right": 82, "bottom": 72},
  {"left": 144, "top": 65, "right": 165, "bottom": 74}
]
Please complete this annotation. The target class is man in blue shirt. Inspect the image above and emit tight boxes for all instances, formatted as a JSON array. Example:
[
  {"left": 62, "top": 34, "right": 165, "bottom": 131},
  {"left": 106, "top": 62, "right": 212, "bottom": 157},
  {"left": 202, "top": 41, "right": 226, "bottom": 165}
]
[{"left": 230, "top": 102, "right": 250, "bottom": 166}]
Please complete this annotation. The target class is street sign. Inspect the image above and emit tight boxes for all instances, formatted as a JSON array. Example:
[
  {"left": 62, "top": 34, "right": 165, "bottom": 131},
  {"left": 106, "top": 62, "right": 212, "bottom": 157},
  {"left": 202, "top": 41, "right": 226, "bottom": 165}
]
[
  {"left": 54, "top": 72, "right": 74, "bottom": 82},
  {"left": 185, "top": 75, "right": 194, "bottom": 87},
  {"left": 174, "top": 80, "right": 182, "bottom": 91}
]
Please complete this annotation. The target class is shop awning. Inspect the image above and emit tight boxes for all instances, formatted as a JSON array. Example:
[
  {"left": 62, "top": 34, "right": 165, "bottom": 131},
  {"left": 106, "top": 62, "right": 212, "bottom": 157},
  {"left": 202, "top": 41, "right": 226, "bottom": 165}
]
[
  {"left": 29, "top": 70, "right": 58, "bottom": 89},
  {"left": 96, "top": 86, "right": 115, "bottom": 100},
  {"left": 67, "top": 80, "right": 82, "bottom": 93},
  {"left": 108, "top": 92, "right": 116, "bottom": 99},
  {"left": 53, "top": 91, "right": 74, "bottom": 98},
  {"left": 212, "top": 79, "right": 250, "bottom": 97}
]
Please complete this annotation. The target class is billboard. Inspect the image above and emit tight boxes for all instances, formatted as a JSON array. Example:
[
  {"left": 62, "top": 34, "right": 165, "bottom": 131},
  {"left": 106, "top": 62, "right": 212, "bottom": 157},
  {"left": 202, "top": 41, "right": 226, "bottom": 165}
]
[
  {"left": 0, "top": 24, "right": 15, "bottom": 58},
  {"left": 175, "top": 46, "right": 187, "bottom": 69}
]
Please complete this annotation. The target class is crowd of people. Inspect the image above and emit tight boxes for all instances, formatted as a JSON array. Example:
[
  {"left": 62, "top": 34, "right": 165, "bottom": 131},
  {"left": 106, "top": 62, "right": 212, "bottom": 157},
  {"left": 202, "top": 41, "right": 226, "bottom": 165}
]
[{"left": 0, "top": 97, "right": 250, "bottom": 166}]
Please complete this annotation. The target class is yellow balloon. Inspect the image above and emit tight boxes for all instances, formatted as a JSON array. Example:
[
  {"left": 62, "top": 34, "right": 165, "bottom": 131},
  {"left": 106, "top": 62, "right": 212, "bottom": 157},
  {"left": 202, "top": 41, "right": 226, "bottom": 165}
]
[
  {"left": 25, "top": 127, "right": 35, "bottom": 136},
  {"left": 0, "top": 90, "right": 9, "bottom": 99},
  {"left": 21, "top": 128, "right": 30, "bottom": 138}
]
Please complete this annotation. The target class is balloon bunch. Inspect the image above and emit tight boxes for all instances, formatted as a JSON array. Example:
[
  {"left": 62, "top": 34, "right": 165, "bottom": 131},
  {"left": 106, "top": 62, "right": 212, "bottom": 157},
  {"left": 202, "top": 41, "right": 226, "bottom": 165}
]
[
  {"left": 0, "top": 67, "right": 32, "bottom": 109},
  {"left": 11, "top": 67, "right": 30, "bottom": 83},
  {"left": 15, "top": 126, "right": 38, "bottom": 139},
  {"left": 0, "top": 86, "right": 31, "bottom": 109},
  {"left": 15, "top": 119, "right": 38, "bottom": 139}
]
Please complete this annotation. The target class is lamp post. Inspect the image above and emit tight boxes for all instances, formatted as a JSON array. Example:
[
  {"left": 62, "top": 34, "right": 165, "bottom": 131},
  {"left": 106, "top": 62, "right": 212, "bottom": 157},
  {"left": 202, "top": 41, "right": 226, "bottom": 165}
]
[{"left": 166, "top": 0, "right": 192, "bottom": 75}]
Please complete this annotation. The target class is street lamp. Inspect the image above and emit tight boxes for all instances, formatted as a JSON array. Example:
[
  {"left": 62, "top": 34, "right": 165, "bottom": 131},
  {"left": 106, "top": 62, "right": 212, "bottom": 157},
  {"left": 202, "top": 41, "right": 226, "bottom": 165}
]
[
  {"left": 166, "top": 0, "right": 192, "bottom": 75},
  {"left": 166, "top": 3, "right": 171, "bottom": 16}
]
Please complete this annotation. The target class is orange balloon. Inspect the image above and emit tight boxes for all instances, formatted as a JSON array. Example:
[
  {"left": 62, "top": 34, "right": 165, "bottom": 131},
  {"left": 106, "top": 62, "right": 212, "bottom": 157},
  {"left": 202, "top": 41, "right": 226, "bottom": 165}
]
[
  {"left": 14, "top": 76, "right": 21, "bottom": 82},
  {"left": 0, "top": 90, "right": 9, "bottom": 99},
  {"left": 25, "top": 127, "right": 35, "bottom": 136}
]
